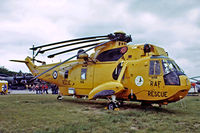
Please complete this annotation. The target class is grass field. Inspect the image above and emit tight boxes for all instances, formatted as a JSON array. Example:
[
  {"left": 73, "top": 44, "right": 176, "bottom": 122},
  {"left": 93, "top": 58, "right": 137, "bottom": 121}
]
[{"left": 0, "top": 94, "right": 199, "bottom": 133}]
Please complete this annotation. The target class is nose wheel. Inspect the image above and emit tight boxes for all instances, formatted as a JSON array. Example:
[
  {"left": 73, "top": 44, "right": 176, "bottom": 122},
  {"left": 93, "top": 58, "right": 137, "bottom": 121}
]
[{"left": 57, "top": 95, "right": 63, "bottom": 100}]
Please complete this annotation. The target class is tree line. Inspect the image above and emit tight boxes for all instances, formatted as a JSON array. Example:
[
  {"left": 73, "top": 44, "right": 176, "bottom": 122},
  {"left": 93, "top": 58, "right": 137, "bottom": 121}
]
[{"left": 0, "top": 66, "right": 31, "bottom": 76}]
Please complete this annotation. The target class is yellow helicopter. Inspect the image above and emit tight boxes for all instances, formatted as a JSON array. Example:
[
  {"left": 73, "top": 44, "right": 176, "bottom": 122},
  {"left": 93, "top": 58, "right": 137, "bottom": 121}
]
[{"left": 11, "top": 31, "right": 191, "bottom": 110}]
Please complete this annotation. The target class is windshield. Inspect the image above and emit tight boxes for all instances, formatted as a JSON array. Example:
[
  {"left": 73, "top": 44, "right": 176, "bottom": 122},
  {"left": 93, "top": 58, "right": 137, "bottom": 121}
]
[{"left": 162, "top": 59, "right": 184, "bottom": 75}]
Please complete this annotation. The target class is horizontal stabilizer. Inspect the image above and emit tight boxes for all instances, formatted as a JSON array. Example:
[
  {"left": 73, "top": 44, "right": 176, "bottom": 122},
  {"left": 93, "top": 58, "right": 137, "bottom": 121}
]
[{"left": 10, "top": 60, "right": 28, "bottom": 63}]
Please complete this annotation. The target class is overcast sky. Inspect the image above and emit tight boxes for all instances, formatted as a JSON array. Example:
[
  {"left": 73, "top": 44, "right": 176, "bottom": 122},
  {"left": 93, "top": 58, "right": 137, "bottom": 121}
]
[{"left": 0, "top": 0, "right": 200, "bottom": 78}]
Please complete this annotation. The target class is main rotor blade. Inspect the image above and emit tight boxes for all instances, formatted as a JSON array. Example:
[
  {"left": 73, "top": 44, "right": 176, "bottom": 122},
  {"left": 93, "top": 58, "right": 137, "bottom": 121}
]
[
  {"left": 39, "top": 38, "right": 108, "bottom": 54},
  {"left": 190, "top": 76, "right": 200, "bottom": 79},
  {"left": 47, "top": 43, "right": 99, "bottom": 58},
  {"left": 190, "top": 76, "right": 200, "bottom": 82},
  {"left": 190, "top": 78, "right": 199, "bottom": 81},
  {"left": 32, "top": 40, "right": 113, "bottom": 80},
  {"left": 30, "top": 35, "right": 108, "bottom": 50}
]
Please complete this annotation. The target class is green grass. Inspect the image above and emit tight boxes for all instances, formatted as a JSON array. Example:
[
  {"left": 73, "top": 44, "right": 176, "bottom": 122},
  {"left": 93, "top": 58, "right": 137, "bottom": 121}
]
[{"left": 0, "top": 95, "right": 199, "bottom": 133}]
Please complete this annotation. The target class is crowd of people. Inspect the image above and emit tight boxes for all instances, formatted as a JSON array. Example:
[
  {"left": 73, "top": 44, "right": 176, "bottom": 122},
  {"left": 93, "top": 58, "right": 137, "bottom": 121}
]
[{"left": 26, "top": 83, "right": 59, "bottom": 94}]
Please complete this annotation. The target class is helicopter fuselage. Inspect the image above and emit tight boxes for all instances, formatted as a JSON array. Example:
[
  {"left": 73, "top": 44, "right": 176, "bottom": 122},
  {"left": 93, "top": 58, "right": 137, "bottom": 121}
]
[{"left": 26, "top": 41, "right": 190, "bottom": 105}]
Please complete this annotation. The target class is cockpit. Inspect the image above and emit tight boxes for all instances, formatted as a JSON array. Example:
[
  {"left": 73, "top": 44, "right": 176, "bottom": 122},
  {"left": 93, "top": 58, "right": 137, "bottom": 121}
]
[
  {"left": 162, "top": 59, "right": 184, "bottom": 76},
  {"left": 150, "top": 57, "right": 185, "bottom": 86},
  {"left": 162, "top": 59, "right": 184, "bottom": 86}
]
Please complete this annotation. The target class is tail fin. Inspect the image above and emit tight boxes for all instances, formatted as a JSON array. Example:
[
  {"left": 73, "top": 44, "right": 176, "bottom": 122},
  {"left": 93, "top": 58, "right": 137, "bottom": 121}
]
[{"left": 10, "top": 56, "right": 38, "bottom": 76}]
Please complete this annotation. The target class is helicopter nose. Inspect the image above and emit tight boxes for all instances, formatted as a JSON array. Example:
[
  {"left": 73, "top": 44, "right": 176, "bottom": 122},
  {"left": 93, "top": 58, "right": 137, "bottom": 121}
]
[
  {"left": 179, "top": 75, "right": 191, "bottom": 90},
  {"left": 167, "top": 75, "right": 191, "bottom": 102}
]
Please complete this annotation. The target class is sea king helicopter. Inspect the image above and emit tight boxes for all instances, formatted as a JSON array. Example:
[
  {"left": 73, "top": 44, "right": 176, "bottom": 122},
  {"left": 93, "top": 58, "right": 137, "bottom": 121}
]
[{"left": 11, "top": 31, "right": 191, "bottom": 110}]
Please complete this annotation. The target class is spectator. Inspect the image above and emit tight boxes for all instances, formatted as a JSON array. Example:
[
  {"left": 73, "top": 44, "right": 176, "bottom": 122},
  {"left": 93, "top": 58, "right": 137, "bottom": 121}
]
[
  {"left": 35, "top": 84, "right": 39, "bottom": 94},
  {"left": 32, "top": 84, "right": 36, "bottom": 92},
  {"left": 55, "top": 85, "right": 59, "bottom": 94},
  {"left": 51, "top": 84, "right": 55, "bottom": 94},
  {"left": 39, "top": 84, "right": 42, "bottom": 94},
  {"left": 42, "top": 84, "right": 45, "bottom": 94},
  {"left": 44, "top": 84, "right": 48, "bottom": 94}
]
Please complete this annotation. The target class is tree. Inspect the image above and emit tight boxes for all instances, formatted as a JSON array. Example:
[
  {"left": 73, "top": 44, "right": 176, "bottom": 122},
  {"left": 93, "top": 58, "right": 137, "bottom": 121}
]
[
  {"left": 0, "top": 66, "right": 32, "bottom": 76},
  {"left": 0, "top": 66, "right": 17, "bottom": 76}
]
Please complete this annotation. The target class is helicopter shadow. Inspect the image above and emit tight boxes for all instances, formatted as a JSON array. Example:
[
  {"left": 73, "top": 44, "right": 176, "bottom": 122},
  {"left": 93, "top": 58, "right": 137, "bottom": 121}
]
[
  {"left": 60, "top": 98, "right": 180, "bottom": 114},
  {"left": 122, "top": 103, "right": 179, "bottom": 114},
  {"left": 61, "top": 98, "right": 107, "bottom": 107}
]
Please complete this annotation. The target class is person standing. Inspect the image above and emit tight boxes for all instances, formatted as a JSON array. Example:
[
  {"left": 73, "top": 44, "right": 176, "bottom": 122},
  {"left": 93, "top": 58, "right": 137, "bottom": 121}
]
[
  {"left": 32, "top": 84, "right": 36, "bottom": 92},
  {"left": 39, "top": 84, "right": 43, "bottom": 94},
  {"left": 51, "top": 84, "right": 55, "bottom": 94},
  {"left": 35, "top": 84, "right": 39, "bottom": 94},
  {"left": 44, "top": 84, "right": 48, "bottom": 94},
  {"left": 42, "top": 84, "right": 45, "bottom": 94}
]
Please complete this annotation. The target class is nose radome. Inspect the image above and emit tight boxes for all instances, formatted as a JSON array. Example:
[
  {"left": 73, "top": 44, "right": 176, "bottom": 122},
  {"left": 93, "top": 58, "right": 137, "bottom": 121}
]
[
  {"left": 186, "top": 77, "right": 190, "bottom": 86},
  {"left": 179, "top": 75, "right": 191, "bottom": 89}
]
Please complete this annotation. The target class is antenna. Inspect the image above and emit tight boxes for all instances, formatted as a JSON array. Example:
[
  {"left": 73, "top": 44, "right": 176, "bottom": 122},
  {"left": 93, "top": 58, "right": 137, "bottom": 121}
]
[{"left": 32, "top": 45, "right": 35, "bottom": 64}]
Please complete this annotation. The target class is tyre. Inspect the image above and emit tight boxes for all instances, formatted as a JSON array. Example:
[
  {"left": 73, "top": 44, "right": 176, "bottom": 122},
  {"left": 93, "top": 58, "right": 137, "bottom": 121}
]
[
  {"left": 57, "top": 95, "right": 63, "bottom": 100},
  {"left": 107, "top": 102, "right": 117, "bottom": 110}
]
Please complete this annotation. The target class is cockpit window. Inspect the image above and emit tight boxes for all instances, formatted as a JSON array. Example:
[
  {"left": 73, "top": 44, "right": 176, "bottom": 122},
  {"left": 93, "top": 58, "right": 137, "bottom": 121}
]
[
  {"left": 149, "top": 60, "right": 160, "bottom": 75},
  {"left": 96, "top": 47, "right": 127, "bottom": 62},
  {"left": 162, "top": 59, "right": 182, "bottom": 85},
  {"left": 162, "top": 60, "right": 184, "bottom": 75}
]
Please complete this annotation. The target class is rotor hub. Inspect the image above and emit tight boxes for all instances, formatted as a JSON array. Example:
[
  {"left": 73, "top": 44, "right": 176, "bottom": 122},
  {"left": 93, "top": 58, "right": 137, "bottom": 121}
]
[{"left": 108, "top": 31, "right": 132, "bottom": 43}]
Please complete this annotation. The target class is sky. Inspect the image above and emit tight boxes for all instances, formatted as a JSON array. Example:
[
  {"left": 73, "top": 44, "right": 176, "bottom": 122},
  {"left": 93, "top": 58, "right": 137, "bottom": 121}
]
[{"left": 0, "top": 0, "right": 200, "bottom": 78}]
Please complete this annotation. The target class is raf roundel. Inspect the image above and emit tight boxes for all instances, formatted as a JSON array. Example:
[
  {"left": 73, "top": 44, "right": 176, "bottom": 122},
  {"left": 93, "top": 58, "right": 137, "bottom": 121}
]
[
  {"left": 52, "top": 71, "right": 58, "bottom": 79},
  {"left": 135, "top": 76, "right": 144, "bottom": 86}
]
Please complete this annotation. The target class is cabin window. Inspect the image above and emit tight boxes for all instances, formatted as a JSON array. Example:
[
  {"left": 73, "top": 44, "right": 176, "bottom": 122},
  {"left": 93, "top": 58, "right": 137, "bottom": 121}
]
[
  {"left": 64, "top": 70, "right": 69, "bottom": 79},
  {"left": 96, "top": 47, "right": 127, "bottom": 62},
  {"left": 81, "top": 68, "right": 87, "bottom": 80},
  {"left": 149, "top": 60, "right": 160, "bottom": 75}
]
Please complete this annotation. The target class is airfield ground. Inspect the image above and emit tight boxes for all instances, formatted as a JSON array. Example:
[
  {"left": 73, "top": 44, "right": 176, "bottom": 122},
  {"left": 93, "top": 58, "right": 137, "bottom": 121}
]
[{"left": 0, "top": 95, "right": 199, "bottom": 133}]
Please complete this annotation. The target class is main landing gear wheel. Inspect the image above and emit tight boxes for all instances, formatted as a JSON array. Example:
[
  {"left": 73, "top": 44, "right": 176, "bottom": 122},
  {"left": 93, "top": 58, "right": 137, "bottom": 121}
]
[
  {"left": 106, "top": 95, "right": 120, "bottom": 110},
  {"left": 107, "top": 102, "right": 118, "bottom": 110},
  {"left": 57, "top": 95, "right": 63, "bottom": 100}
]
